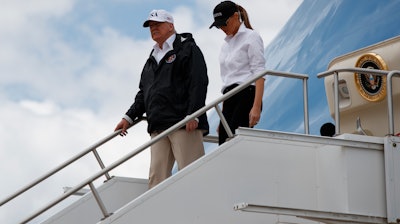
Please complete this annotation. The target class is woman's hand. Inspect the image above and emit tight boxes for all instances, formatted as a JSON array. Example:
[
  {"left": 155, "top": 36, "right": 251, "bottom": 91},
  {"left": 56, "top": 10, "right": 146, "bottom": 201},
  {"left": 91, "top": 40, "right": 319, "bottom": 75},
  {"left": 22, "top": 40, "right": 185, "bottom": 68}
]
[{"left": 249, "top": 106, "right": 261, "bottom": 127}]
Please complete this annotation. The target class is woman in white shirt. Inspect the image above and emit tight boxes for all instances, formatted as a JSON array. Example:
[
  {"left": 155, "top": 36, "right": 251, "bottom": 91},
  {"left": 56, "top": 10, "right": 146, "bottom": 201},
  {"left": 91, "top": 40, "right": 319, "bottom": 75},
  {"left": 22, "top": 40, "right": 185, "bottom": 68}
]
[{"left": 210, "top": 1, "right": 266, "bottom": 145}]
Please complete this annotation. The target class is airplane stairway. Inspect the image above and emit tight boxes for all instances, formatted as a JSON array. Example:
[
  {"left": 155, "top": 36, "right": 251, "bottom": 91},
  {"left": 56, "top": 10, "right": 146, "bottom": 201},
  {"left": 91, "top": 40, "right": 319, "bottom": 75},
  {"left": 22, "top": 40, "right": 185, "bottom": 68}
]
[
  {"left": 43, "top": 128, "right": 391, "bottom": 224},
  {"left": 3, "top": 68, "right": 399, "bottom": 224},
  {"left": 93, "top": 128, "right": 389, "bottom": 224}
]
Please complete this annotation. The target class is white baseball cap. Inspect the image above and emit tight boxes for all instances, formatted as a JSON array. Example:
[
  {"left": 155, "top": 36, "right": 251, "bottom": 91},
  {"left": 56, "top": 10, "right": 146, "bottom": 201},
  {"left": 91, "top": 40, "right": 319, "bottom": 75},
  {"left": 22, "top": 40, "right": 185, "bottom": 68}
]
[{"left": 143, "top": 9, "right": 174, "bottom": 27}]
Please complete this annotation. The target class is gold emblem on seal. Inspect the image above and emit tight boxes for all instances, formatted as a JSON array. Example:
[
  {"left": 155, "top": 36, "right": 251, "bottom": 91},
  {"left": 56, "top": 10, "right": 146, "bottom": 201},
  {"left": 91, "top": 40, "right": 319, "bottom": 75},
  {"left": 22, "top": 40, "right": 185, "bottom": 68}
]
[{"left": 354, "top": 53, "right": 387, "bottom": 102}]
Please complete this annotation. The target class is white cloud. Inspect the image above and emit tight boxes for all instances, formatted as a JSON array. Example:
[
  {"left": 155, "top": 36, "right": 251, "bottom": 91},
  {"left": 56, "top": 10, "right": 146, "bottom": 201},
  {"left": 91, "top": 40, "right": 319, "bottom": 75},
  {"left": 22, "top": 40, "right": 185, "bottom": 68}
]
[
  {"left": 20, "top": 100, "right": 59, "bottom": 115},
  {"left": 0, "top": 0, "right": 302, "bottom": 223}
]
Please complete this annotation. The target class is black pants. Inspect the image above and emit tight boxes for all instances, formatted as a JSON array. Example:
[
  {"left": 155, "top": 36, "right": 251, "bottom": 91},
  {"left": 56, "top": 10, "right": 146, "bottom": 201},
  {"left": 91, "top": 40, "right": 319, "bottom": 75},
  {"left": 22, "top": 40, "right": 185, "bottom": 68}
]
[{"left": 219, "top": 84, "right": 255, "bottom": 145}]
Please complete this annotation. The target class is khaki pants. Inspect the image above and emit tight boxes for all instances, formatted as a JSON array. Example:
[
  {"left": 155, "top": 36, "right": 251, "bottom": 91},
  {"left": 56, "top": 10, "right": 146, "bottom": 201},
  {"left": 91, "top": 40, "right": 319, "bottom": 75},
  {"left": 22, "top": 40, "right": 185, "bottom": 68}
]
[{"left": 149, "top": 129, "right": 205, "bottom": 189}]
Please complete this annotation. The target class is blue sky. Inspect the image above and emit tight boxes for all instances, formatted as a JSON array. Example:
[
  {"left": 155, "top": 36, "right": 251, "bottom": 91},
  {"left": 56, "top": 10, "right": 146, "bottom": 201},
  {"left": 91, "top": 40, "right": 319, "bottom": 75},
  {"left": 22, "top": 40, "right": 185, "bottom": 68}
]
[{"left": 0, "top": 1, "right": 301, "bottom": 223}]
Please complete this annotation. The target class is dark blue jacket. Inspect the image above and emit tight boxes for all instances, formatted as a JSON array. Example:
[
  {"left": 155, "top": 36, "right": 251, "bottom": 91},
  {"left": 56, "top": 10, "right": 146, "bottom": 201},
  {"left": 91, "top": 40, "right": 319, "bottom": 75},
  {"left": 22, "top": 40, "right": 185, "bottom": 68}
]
[{"left": 125, "top": 33, "right": 209, "bottom": 135}]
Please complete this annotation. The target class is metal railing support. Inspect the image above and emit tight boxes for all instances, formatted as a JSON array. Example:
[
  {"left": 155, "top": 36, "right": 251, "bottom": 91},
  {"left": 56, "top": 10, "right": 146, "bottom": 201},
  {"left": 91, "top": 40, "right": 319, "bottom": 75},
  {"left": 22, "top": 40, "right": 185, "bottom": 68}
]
[
  {"left": 386, "top": 70, "right": 400, "bottom": 136},
  {"left": 263, "top": 71, "right": 309, "bottom": 134},
  {"left": 333, "top": 71, "right": 340, "bottom": 135},
  {"left": 92, "top": 148, "right": 111, "bottom": 180},
  {"left": 214, "top": 105, "right": 234, "bottom": 139},
  {"left": 89, "top": 182, "right": 111, "bottom": 219},
  {"left": 302, "top": 77, "right": 310, "bottom": 134}
]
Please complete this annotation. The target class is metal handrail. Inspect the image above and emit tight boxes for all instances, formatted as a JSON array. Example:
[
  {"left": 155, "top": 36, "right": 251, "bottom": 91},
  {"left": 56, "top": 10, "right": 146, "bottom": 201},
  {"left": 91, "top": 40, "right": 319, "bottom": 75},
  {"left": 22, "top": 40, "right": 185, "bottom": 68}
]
[
  {"left": 0, "top": 117, "right": 146, "bottom": 208},
  {"left": 317, "top": 67, "right": 400, "bottom": 136},
  {"left": 6, "top": 69, "right": 309, "bottom": 223},
  {"left": 386, "top": 70, "right": 400, "bottom": 135}
]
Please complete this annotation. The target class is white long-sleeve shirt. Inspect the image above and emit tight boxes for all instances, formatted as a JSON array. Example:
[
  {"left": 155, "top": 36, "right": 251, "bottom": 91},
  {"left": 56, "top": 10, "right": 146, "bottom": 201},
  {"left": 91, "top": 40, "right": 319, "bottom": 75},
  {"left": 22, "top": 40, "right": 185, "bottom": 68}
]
[
  {"left": 219, "top": 23, "right": 266, "bottom": 93},
  {"left": 152, "top": 34, "right": 176, "bottom": 64}
]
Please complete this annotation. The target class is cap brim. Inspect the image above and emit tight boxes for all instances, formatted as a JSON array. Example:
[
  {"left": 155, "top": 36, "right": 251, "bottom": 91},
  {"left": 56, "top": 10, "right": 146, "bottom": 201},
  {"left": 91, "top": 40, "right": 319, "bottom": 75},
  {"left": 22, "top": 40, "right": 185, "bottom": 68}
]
[
  {"left": 209, "top": 19, "right": 227, "bottom": 29},
  {"left": 143, "top": 18, "right": 168, "bottom": 27}
]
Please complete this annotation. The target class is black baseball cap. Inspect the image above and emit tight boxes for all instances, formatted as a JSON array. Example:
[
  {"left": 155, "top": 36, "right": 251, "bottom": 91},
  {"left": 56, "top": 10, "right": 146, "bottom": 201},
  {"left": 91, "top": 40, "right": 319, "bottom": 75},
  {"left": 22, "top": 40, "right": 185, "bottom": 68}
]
[{"left": 209, "top": 1, "right": 237, "bottom": 29}]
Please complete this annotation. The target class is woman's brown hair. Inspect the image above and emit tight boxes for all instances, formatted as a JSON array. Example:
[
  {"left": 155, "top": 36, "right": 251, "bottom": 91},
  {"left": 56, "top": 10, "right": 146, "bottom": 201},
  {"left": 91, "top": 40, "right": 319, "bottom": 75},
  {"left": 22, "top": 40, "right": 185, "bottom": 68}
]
[{"left": 237, "top": 4, "right": 253, "bottom": 30}]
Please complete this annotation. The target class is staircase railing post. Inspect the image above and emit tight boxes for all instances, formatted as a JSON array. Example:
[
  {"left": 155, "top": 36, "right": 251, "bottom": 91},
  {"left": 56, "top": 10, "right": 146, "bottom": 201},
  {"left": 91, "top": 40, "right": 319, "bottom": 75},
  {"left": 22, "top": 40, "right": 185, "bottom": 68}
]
[
  {"left": 88, "top": 182, "right": 112, "bottom": 219},
  {"left": 214, "top": 105, "right": 234, "bottom": 139},
  {"left": 92, "top": 148, "right": 111, "bottom": 180},
  {"left": 386, "top": 70, "right": 400, "bottom": 136},
  {"left": 302, "top": 77, "right": 309, "bottom": 134}
]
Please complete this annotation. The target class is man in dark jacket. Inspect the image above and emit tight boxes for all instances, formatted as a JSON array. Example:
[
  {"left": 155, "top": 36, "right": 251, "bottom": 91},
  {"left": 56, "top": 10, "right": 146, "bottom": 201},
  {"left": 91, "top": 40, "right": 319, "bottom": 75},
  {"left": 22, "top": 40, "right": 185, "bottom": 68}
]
[{"left": 114, "top": 9, "right": 209, "bottom": 189}]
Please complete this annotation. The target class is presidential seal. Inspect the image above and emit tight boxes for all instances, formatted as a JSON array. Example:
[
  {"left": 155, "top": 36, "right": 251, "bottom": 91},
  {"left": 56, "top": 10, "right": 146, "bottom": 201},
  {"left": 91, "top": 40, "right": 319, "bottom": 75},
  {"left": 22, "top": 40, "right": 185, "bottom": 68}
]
[
  {"left": 165, "top": 54, "right": 176, "bottom": 64},
  {"left": 354, "top": 53, "right": 387, "bottom": 102}
]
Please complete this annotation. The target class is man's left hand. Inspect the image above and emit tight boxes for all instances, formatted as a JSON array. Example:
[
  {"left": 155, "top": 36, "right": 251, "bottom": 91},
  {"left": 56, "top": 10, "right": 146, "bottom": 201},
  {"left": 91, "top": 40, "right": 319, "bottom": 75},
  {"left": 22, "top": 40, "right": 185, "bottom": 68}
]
[{"left": 186, "top": 119, "right": 198, "bottom": 132}]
